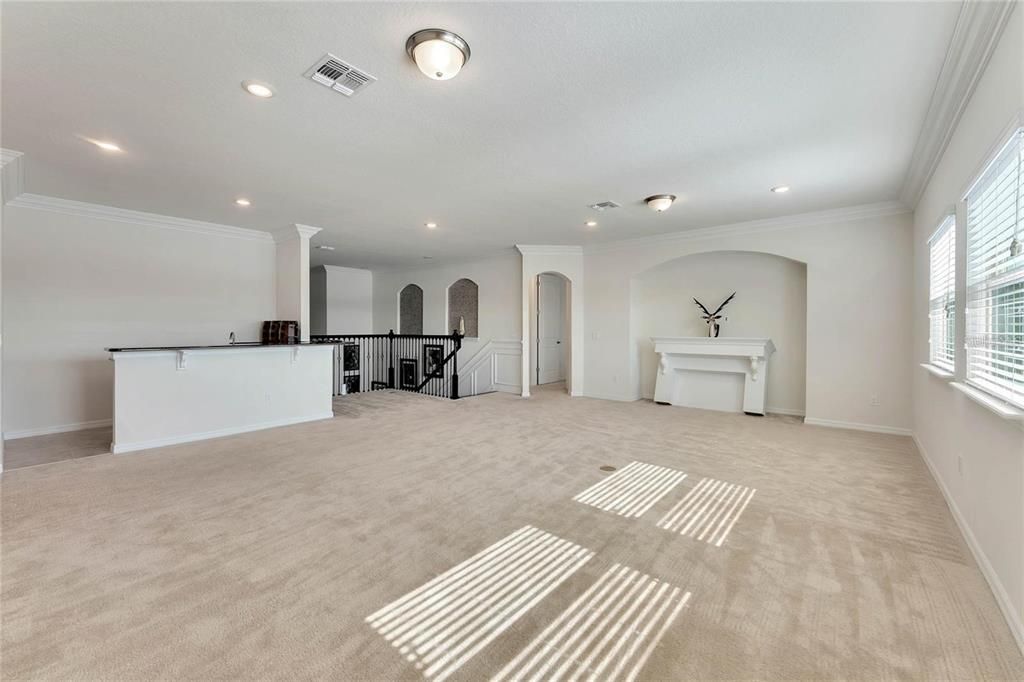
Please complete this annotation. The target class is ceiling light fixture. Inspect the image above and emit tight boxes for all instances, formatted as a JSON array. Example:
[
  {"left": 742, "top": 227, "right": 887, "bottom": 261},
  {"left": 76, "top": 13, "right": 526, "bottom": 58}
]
[
  {"left": 235, "top": 198, "right": 251, "bottom": 206},
  {"left": 316, "top": 245, "right": 336, "bottom": 251},
  {"left": 406, "top": 29, "right": 471, "bottom": 81},
  {"left": 770, "top": 185, "right": 791, "bottom": 193},
  {"left": 425, "top": 222, "right": 438, "bottom": 229},
  {"left": 645, "top": 194, "right": 676, "bottom": 212},
  {"left": 585, "top": 221, "right": 598, "bottom": 227},
  {"left": 241, "top": 80, "right": 274, "bottom": 98},
  {"left": 88, "top": 139, "right": 122, "bottom": 152}
]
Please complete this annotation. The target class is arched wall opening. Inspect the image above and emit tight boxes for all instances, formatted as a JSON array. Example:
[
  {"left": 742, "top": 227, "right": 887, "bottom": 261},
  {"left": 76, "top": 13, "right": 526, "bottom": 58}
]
[
  {"left": 398, "top": 283, "right": 423, "bottom": 335},
  {"left": 528, "top": 272, "right": 572, "bottom": 393},
  {"left": 629, "top": 250, "right": 808, "bottom": 416}
]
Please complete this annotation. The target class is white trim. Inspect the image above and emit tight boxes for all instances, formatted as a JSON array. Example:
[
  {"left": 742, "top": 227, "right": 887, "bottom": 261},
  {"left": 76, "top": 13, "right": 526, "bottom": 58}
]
[
  {"left": 272, "top": 223, "right": 322, "bottom": 242},
  {"left": 920, "top": 362, "right": 955, "bottom": 380},
  {"left": 581, "top": 391, "right": 642, "bottom": 402},
  {"left": 912, "top": 434, "right": 1024, "bottom": 655},
  {"left": 6, "top": 193, "right": 275, "bottom": 243},
  {"left": 1, "top": 148, "right": 25, "bottom": 203},
  {"left": 803, "top": 417, "right": 912, "bottom": 437},
  {"left": 765, "top": 407, "right": 806, "bottom": 417},
  {"left": 4, "top": 418, "right": 112, "bottom": 440},
  {"left": 111, "top": 412, "right": 334, "bottom": 454},
  {"left": 950, "top": 382, "right": 1024, "bottom": 421},
  {"left": 900, "top": 1, "right": 1017, "bottom": 207},
  {"left": 516, "top": 245, "right": 584, "bottom": 256},
  {"left": 583, "top": 201, "right": 909, "bottom": 254}
]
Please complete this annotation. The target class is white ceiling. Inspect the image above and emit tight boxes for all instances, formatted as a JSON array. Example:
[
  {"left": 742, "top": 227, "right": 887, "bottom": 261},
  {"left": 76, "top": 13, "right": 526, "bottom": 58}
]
[{"left": 1, "top": 2, "right": 960, "bottom": 268}]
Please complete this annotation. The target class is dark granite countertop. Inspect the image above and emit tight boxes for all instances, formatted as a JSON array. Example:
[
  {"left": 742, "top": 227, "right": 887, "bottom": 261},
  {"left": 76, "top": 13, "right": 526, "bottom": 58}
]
[{"left": 107, "top": 342, "right": 327, "bottom": 352}]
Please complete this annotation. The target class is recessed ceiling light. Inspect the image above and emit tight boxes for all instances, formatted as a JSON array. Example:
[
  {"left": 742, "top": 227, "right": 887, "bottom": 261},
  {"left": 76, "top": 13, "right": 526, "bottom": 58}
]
[
  {"left": 585, "top": 221, "right": 598, "bottom": 227},
  {"left": 406, "top": 29, "right": 471, "bottom": 80},
  {"left": 241, "top": 80, "right": 274, "bottom": 98},
  {"left": 89, "top": 139, "right": 122, "bottom": 152},
  {"left": 644, "top": 194, "right": 677, "bottom": 212},
  {"left": 316, "top": 245, "right": 335, "bottom": 251},
  {"left": 423, "top": 256, "right": 434, "bottom": 260},
  {"left": 235, "top": 198, "right": 251, "bottom": 206},
  {"left": 425, "top": 222, "right": 438, "bottom": 229},
  {"left": 770, "top": 185, "right": 791, "bottom": 193}
]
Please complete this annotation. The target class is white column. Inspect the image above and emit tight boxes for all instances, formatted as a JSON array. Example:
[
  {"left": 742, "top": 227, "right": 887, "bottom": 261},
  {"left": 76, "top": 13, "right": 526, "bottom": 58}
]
[
  {"left": 0, "top": 149, "right": 25, "bottom": 471},
  {"left": 273, "top": 223, "right": 321, "bottom": 343}
]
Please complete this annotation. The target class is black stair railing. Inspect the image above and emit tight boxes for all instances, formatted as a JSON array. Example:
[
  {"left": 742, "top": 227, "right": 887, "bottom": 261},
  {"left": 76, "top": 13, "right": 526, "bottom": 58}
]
[{"left": 310, "top": 330, "right": 464, "bottom": 399}]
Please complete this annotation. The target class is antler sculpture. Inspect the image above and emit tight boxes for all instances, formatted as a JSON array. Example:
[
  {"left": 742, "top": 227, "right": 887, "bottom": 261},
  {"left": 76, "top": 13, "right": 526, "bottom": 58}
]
[{"left": 692, "top": 292, "right": 736, "bottom": 338}]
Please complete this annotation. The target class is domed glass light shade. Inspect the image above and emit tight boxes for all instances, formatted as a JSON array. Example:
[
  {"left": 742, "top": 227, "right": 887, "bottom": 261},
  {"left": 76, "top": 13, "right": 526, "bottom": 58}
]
[
  {"left": 645, "top": 194, "right": 677, "bottom": 212},
  {"left": 406, "top": 29, "right": 471, "bottom": 81}
]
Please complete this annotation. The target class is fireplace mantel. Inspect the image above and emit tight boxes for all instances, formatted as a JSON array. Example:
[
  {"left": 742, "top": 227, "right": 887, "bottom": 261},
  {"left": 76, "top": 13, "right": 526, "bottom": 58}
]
[{"left": 651, "top": 337, "right": 776, "bottom": 415}]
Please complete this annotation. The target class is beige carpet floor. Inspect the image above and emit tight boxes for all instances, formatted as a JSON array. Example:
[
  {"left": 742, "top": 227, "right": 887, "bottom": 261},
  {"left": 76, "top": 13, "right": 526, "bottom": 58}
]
[{"left": 2, "top": 387, "right": 1022, "bottom": 680}]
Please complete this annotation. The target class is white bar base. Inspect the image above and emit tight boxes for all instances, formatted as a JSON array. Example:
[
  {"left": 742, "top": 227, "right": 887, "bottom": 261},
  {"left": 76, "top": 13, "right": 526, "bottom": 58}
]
[{"left": 111, "top": 345, "right": 334, "bottom": 453}]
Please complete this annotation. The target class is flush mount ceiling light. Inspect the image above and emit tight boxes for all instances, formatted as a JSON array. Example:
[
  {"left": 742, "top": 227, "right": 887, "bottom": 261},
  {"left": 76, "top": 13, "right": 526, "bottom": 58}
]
[
  {"left": 235, "top": 198, "right": 251, "bottom": 206},
  {"left": 406, "top": 29, "right": 470, "bottom": 81},
  {"left": 241, "top": 80, "right": 274, "bottom": 98},
  {"left": 425, "top": 222, "right": 438, "bottom": 229},
  {"left": 770, "top": 185, "right": 791, "bottom": 193},
  {"left": 585, "top": 221, "right": 598, "bottom": 227},
  {"left": 645, "top": 194, "right": 676, "bottom": 212}
]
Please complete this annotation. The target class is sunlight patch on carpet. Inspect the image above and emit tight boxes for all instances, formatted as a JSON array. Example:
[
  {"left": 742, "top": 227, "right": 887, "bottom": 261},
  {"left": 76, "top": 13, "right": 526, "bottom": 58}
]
[
  {"left": 365, "top": 526, "right": 594, "bottom": 682},
  {"left": 491, "top": 563, "right": 690, "bottom": 682},
  {"left": 573, "top": 461, "right": 687, "bottom": 518},
  {"left": 656, "top": 477, "right": 756, "bottom": 546}
]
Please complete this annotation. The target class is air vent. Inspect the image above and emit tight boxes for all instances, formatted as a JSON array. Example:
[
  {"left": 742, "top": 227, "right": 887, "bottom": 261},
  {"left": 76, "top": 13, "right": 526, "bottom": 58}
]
[
  {"left": 305, "top": 53, "right": 376, "bottom": 97},
  {"left": 589, "top": 201, "right": 621, "bottom": 212}
]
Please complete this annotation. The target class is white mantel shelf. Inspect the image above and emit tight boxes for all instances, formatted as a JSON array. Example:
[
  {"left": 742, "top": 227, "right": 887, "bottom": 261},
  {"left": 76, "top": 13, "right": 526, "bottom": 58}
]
[{"left": 652, "top": 337, "right": 776, "bottom": 416}]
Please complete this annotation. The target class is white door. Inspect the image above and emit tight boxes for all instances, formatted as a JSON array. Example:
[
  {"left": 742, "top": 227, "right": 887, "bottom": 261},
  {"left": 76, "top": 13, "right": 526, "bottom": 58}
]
[{"left": 537, "top": 274, "right": 565, "bottom": 384}]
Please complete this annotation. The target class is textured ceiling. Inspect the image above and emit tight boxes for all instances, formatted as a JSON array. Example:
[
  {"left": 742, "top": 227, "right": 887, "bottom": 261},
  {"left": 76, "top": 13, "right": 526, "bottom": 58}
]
[{"left": 1, "top": 2, "right": 960, "bottom": 267}]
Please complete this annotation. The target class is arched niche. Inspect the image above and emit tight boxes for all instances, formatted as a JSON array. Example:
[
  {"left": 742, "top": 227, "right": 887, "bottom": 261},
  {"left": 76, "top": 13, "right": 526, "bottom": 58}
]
[
  {"left": 399, "top": 284, "right": 423, "bottom": 335},
  {"left": 447, "top": 278, "right": 479, "bottom": 337},
  {"left": 630, "top": 250, "right": 807, "bottom": 416}
]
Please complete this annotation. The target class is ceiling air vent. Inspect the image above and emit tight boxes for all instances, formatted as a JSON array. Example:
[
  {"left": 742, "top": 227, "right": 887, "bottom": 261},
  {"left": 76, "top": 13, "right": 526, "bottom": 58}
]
[
  {"left": 305, "top": 53, "right": 376, "bottom": 97},
  {"left": 589, "top": 201, "right": 621, "bottom": 212}
]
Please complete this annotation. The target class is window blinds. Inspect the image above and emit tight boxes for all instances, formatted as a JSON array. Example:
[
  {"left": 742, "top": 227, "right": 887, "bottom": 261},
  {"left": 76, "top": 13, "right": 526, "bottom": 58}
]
[
  {"left": 965, "top": 127, "right": 1024, "bottom": 407},
  {"left": 928, "top": 216, "right": 956, "bottom": 370}
]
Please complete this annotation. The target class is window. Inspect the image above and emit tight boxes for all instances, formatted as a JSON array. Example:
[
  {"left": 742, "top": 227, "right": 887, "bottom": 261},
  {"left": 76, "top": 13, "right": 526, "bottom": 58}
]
[
  {"left": 928, "top": 216, "right": 956, "bottom": 370},
  {"left": 965, "top": 127, "right": 1024, "bottom": 407},
  {"left": 399, "top": 284, "right": 423, "bottom": 335},
  {"left": 447, "top": 278, "right": 479, "bottom": 337}
]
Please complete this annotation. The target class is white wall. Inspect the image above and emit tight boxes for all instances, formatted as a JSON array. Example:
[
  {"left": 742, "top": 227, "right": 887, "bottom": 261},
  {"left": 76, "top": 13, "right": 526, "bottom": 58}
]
[
  {"left": 320, "top": 265, "right": 372, "bottom": 334},
  {"left": 631, "top": 251, "right": 807, "bottom": 414},
  {"left": 583, "top": 206, "right": 914, "bottom": 433},
  {"left": 2, "top": 202, "right": 276, "bottom": 437},
  {"left": 372, "top": 251, "right": 522, "bottom": 367},
  {"left": 912, "top": 4, "right": 1024, "bottom": 648}
]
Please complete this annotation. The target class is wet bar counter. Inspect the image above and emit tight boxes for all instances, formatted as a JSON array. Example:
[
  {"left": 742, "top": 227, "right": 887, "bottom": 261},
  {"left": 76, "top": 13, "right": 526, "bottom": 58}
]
[{"left": 109, "top": 344, "right": 333, "bottom": 453}]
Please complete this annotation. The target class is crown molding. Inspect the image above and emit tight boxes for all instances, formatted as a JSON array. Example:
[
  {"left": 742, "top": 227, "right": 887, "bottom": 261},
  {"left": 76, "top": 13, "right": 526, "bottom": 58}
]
[
  {"left": 1, "top": 148, "right": 25, "bottom": 204},
  {"left": 583, "top": 200, "right": 910, "bottom": 255},
  {"left": 6, "top": 193, "right": 275, "bottom": 243},
  {"left": 515, "top": 245, "right": 584, "bottom": 256},
  {"left": 900, "top": 0, "right": 1016, "bottom": 208},
  {"left": 273, "top": 223, "right": 322, "bottom": 243}
]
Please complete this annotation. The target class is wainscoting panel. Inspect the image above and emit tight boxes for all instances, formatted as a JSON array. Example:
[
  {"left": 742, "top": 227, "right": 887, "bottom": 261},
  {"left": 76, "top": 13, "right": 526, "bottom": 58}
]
[{"left": 462, "top": 340, "right": 522, "bottom": 396}]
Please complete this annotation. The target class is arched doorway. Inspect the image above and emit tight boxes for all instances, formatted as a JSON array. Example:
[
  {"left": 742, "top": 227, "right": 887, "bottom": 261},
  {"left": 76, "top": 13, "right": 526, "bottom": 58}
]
[{"left": 529, "top": 271, "right": 572, "bottom": 394}]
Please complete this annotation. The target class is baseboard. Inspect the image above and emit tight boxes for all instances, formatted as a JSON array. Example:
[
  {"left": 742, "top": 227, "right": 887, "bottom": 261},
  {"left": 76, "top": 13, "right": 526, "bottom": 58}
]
[
  {"left": 111, "top": 412, "right": 335, "bottom": 454},
  {"left": 581, "top": 391, "right": 642, "bottom": 402},
  {"left": 3, "top": 418, "right": 113, "bottom": 440},
  {"left": 803, "top": 417, "right": 912, "bottom": 436},
  {"left": 765, "top": 407, "right": 806, "bottom": 417},
  {"left": 912, "top": 434, "right": 1024, "bottom": 655}
]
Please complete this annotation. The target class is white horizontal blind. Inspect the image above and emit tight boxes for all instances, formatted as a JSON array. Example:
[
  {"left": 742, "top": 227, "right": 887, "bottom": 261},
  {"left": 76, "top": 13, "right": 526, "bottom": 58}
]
[
  {"left": 965, "top": 127, "right": 1024, "bottom": 407},
  {"left": 928, "top": 216, "right": 956, "bottom": 370}
]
